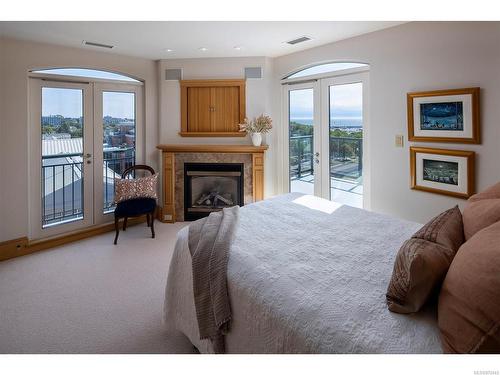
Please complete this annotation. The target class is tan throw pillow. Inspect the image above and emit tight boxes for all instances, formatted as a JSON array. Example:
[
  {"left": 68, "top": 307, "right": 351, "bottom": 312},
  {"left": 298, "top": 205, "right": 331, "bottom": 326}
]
[
  {"left": 438, "top": 220, "right": 500, "bottom": 353},
  {"left": 386, "top": 206, "right": 464, "bottom": 314},
  {"left": 462, "top": 182, "right": 500, "bottom": 240},
  {"left": 114, "top": 174, "right": 158, "bottom": 204}
]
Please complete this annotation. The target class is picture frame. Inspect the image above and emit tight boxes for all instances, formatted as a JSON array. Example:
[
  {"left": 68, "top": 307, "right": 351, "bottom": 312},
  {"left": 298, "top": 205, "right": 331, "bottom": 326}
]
[
  {"left": 410, "top": 147, "right": 475, "bottom": 199},
  {"left": 407, "top": 87, "right": 480, "bottom": 143}
]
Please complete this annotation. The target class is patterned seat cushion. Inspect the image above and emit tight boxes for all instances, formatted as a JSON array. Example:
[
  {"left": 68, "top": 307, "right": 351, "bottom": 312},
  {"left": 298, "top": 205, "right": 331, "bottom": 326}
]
[{"left": 114, "top": 174, "right": 158, "bottom": 204}]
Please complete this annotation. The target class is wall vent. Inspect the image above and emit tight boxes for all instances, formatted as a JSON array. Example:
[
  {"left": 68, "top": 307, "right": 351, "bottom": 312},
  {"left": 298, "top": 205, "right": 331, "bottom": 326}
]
[
  {"left": 165, "top": 68, "right": 183, "bottom": 81},
  {"left": 83, "top": 40, "right": 114, "bottom": 49},
  {"left": 286, "top": 36, "right": 311, "bottom": 45},
  {"left": 244, "top": 67, "right": 262, "bottom": 79}
]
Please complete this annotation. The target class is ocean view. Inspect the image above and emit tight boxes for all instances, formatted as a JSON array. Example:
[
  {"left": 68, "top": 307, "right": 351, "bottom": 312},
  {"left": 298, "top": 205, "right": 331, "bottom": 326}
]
[{"left": 291, "top": 117, "right": 363, "bottom": 129}]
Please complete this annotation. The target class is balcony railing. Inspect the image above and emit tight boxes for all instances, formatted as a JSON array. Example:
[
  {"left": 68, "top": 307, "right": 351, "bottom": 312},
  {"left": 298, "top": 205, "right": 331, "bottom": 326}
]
[
  {"left": 289, "top": 135, "right": 363, "bottom": 180},
  {"left": 103, "top": 155, "right": 135, "bottom": 212},
  {"left": 42, "top": 153, "right": 135, "bottom": 226},
  {"left": 42, "top": 153, "right": 83, "bottom": 227}
]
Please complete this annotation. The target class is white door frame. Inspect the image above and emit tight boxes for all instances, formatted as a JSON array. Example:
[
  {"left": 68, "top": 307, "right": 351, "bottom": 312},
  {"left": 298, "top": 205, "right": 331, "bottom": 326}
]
[
  {"left": 28, "top": 78, "right": 94, "bottom": 239},
  {"left": 281, "top": 71, "right": 370, "bottom": 209},
  {"left": 320, "top": 72, "right": 370, "bottom": 208},
  {"left": 28, "top": 77, "right": 145, "bottom": 239},
  {"left": 93, "top": 82, "right": 144, "bottom": 226},
  {"left": 282, "top": 81, "right": 321, "bottom": 196}
]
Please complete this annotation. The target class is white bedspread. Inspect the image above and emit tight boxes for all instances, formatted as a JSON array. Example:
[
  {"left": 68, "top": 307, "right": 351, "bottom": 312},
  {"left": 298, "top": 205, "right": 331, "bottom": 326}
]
[{"left": 164, "top": 194, "right": 443, "bottom": 353}]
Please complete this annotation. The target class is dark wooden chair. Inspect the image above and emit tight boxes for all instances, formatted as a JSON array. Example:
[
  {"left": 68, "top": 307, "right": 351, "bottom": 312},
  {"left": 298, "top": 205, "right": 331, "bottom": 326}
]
[{"left": 114, "top": 165, "right": 156, "bottom": 245}]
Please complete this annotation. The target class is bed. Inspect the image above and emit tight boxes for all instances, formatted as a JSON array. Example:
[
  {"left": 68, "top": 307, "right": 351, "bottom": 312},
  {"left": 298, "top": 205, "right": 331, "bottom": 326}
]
[{"left": 163, "top": 193, "right": 443, "bottom": 353}]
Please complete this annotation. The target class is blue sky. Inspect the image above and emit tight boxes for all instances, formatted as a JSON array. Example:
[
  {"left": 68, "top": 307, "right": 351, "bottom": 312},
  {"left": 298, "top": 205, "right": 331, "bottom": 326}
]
[
  {"left": 39, "top": 68, "right": 137, "bottom": 119},
  {"left": 42, "top": 88, "right": 135, "bottom": 119},
  {"left": 103, "top": 91, "right": 135, "bottom": 119},
  {"left": 289, "top": 82, "right": 362, "bottom": 119}
]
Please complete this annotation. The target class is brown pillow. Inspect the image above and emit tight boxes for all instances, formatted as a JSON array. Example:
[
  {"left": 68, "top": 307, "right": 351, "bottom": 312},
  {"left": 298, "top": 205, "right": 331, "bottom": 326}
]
[
  {"left": 386, "top": 206, "right": 464, "bottom": 314},
  {"left": 438, "top": 220, "right": 500, "bottom": 353},
  {"left": 114, "top": 174, "right": 158, "bottom": 204},
  {"left": 462, "top": 182, "right": 500, "bottom": 240}
]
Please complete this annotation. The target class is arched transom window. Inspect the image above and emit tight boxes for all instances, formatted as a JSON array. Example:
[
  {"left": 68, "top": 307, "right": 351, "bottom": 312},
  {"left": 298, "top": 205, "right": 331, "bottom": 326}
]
[
  {"left": 31, "top": 68, "right": 140, "bottom": 82},
  {"left": 285, "top": 62, "right": 368, "bottom": 79}
]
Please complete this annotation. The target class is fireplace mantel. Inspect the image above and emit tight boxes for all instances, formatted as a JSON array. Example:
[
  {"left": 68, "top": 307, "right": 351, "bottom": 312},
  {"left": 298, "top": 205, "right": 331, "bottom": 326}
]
[
  {"left": 156, "top": 144, "right": 268, "bottom": 222},
  {"left": 156, "top": 144, "right": 268, "bottom": 153}
]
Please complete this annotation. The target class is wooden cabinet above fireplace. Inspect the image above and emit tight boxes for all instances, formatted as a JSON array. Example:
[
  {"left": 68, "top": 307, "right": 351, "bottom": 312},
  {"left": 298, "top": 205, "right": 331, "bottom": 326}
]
[{"left": 179, "top": 79, "right": 246, "bottom": 137}]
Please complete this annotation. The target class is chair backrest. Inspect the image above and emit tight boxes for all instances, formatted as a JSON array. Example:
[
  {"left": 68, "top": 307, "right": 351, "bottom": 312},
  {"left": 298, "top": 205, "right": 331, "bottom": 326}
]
[{"left": 121, "top": 164, "right": 156, "bottom": 179}]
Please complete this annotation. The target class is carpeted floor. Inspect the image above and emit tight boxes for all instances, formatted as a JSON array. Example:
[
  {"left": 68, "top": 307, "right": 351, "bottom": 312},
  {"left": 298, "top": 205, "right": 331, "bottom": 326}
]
[{"left": 0, "top": 221, "right": 198, "bottom": 354}]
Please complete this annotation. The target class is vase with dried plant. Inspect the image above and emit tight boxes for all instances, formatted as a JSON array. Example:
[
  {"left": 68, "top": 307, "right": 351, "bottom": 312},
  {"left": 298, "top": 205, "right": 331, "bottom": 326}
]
[{"left": 239, "top": 114, "right": 272, "bottom": 146}]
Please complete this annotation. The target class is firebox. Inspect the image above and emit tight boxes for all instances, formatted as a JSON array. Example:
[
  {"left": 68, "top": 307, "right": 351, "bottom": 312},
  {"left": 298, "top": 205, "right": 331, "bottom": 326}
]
[{"left": 184, "top": 163, "right": 244, "bottom": 221}]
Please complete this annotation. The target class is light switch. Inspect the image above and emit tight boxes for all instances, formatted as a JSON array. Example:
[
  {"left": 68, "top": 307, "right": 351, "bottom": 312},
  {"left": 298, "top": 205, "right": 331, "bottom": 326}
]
[{"left": 395, "top": 134, "right": 404, "bottom": 148}]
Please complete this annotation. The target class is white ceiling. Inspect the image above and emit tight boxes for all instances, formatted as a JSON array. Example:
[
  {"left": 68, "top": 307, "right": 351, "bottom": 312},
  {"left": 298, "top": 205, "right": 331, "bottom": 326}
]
[{"left": 0, "top": 21, "right": 403, "bottom": 60}]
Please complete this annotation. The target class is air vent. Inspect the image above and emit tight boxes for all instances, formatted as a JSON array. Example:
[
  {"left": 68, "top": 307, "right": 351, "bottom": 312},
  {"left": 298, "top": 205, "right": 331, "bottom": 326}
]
[
  {"left": 286, "top": 36, "right": 311, "bottom": 45},
  {"left": 83, "top": 40, "right": 114, "bottom": 49},
  {"left": 244, "top": 67, "right": 262, "bottom": 79},
  {"left": 165, "top": 68, "right": 183, "bottom": 81}
]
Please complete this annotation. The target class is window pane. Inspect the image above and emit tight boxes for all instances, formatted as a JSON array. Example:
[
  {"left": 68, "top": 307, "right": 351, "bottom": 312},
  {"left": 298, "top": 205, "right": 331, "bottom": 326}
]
[
  {"left": 286, "top": 63, "right": 367, "bottom": 79},
  {"left": 102, "top": 91, "right": 136, "bottom": 213},
  {"left": 289, "top": 88, "right": 314, "bottom": 195},
  {"left": 32, "top": 68, "right": 139, "bottom": 82},
  {"left": 329, "top": 82, "right": 363, "bottom": 208},
  {"left": 41, "top": 87, "right": 84, "bottom": 227}
]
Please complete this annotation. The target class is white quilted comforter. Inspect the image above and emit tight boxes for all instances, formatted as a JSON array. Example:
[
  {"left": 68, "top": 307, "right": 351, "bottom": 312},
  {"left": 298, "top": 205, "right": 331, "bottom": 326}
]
[{"left": 164, "top": 194, "right": 442, "bottom": 353}]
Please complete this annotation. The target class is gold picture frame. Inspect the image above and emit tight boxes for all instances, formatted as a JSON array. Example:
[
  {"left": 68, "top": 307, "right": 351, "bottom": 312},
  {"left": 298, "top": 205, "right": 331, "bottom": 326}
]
[
  {"left": 410, "top": 147, "right": 475, "bottom": 199},
  {"left": 407, "top": 87, "right": 480, "bottom": 143}
]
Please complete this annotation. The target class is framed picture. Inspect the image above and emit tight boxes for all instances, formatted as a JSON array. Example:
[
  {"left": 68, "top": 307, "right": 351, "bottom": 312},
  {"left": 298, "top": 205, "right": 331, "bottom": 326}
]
[
  {"left": 407, "top": 87, "right": 480, "bottom": 143},
  {"left": 410, "top": 147, "right": 475, "bottom": 199}
]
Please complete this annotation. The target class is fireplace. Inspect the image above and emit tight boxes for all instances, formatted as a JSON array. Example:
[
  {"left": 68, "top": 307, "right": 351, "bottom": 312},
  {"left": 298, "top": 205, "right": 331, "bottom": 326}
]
[{"left": 184, "top": 163, "right": 244, "bottom": 221}]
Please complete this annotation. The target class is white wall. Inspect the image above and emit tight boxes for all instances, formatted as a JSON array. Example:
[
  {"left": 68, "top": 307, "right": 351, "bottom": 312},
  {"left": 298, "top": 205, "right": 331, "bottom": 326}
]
[
  {"left": 158, "top": 57, "right": 275, "bottom": 196},
  {"left": 272, "top": 21, "right": 500, "bottom": 223},
  {"left": 0, "top": 37, "right": 159, "bottom": 241},
  {"left": 2, "top": 22, "right": 500, "bottom": 241}
]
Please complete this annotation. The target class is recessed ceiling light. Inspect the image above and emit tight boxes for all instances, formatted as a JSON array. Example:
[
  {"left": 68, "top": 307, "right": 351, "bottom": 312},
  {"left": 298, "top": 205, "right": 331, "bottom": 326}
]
[
  {"left": 199, "top": 47, "right": 208, "bottom": 52},
  {"left": 164, "top": 48, "right": 173, "bottom": 52},
  {"left": 234, "top": 46, "right": 242, "bottom": 50}
]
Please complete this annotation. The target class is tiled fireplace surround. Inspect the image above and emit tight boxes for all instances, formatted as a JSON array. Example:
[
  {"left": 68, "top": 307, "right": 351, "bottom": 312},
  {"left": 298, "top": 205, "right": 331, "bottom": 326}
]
[{"left": 156, "top": 145, "right": 268, "bottom": 222}]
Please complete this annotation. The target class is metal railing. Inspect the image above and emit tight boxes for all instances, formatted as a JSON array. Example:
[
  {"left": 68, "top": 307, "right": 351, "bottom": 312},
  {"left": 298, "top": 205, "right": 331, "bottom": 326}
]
[
  {"left": 289, "top": 135, "right": 314, "bottom": 179},
  {"left": 42, "top": 153, "right": 135, "bottom": 226},
  {"left": 329, "top": 136, "right": 363, "bottom": 179},
  {"left": 289, "top": 135, "right": 363, "bottom": 180},
  {"left": 42, "top": 153, "right": 83, "bottom": 227},
  {"left": 103, "top": 155, "right": 135, "bottom": 211}
]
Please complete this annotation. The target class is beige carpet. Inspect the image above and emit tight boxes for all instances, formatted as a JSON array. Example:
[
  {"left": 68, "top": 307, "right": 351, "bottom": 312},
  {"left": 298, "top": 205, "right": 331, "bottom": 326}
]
[{"left": 0, "top": 221, "right": 198, "bottom": 353}]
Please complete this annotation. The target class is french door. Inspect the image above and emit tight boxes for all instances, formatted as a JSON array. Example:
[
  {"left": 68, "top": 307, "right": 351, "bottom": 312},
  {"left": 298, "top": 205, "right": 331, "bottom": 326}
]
[
  {"left": 93, "top": 82, "right": 142, "bottom": 226},
  {"left": 284, "top": 72, "right": 368, "bottom": 208},
  {"left": 285, "top": 81, "right": 321, "bottom": 196},
  {"left": 29, "top": 78, "right": 142, "bottom": 239}
]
